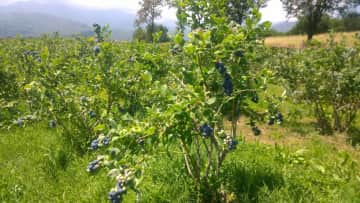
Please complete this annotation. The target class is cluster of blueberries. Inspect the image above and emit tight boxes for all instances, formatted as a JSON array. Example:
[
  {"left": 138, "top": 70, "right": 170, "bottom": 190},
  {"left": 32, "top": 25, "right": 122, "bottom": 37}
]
[
  {"left": 224, "top": 136, "right": 238, "bottom": 151},
  {"left": 268, "top": 112, "right": 284, "bottom": 125},
  {"left": 14, "top": 115, "right": 37, "bottom": 126},
  {"left": 87, "top": 159, "right": 100, "bottom": 172},
  {"left": 215, "top": 62, "right": 233, "bottom": 96},
  {"left": 108, "top": 181, "right": 126, "bottom": 203},
  {"left": 199, "top": 123, "right": 213, "bottom": 138},
  {"left": 90, "top": 137, "right": 111, "bottom": 150}
]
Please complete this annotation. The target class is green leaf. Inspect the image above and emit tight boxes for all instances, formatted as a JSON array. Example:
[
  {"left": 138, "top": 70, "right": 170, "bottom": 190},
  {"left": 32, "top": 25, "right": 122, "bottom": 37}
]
[
  {"left": 94, "top": 124, "right": 106, "bottom": 132},
  {"left": 206, "top": 97, "right": 217, "bottom": 105}
]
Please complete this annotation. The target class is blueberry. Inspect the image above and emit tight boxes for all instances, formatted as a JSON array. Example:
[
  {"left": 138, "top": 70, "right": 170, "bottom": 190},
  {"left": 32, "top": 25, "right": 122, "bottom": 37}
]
[
  {"left": 137, "top": 138, "right": 145, "bottom": 146},
  {"left": 223, "top": 75, "right": 233, "bottom": 96},
  {"left": 199, "top": 124, "right": 213, "bottom": 138},
  {"left": 171, "top": 46, "right": 181, "bottom": 55},
  {"left": 49, "top": 120, "right": 56, "bottom": 128},
  {"left": 87, "top": 160, "right": 100, "bottom": 172},
  {"left": 89, "top": 111, "right": 96, "bottom": 118},
  {"left": 93, "top": 46, "right": 100, "bottom": 56},
  {"left": 102, "top": 137, "right": 111, "bottom": 146},
  {"left": 90, "top": 139, "right": 99, "bottom": 150},
  {"left": 226, "top": 139, "right": 238, "bottom": 151},
  {"left": 215, "top": 62, "right": 226, "bottom": 74},
  {"left": 251, "top": 94, "right": 259, "bottom": 103},
  {"left": 268, "top": 118, "right": 275, "bottom": 126},
  {"left": 234, "top": 50, "right": 244, "bottom": 57},
  {"left": 109, "top": 148, "right": 119, "bottom": 157},
  {"left": 116, "top": 182, "right": 127, "bottom": 194},
  {"left": 224, "top": 73, "right": 231, "bottom": 81},
  {"left": 252, "top": 126, "right": 261, "bottom": 136},
  {"left": 276, "top": 112, "right": 284, "bottom": 123},
  {"left": 109, "top": 191, "right": 122, "bottom": 203}
]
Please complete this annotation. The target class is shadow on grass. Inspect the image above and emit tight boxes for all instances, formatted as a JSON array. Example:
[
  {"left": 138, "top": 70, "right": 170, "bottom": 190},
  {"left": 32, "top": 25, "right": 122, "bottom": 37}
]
[
  {"left": 222, "top": 162, "right": 284, "bottom": 203},
  {"left": 347, "top": 126, "right": 360, "bottom": 146}
]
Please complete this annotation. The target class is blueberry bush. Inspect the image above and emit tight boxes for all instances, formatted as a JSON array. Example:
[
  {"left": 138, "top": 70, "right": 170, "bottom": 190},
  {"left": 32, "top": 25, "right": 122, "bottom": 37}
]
[
  {"left": 1, "top": 1, "right": 360, "bottom": 203},
  {"left": 274, "top": 34, "right": 360, "bottom": 134}
]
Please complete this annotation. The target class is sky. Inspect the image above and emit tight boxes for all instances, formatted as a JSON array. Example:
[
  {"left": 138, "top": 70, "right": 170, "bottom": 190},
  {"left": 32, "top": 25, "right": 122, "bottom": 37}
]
[{"left": 1, "top": 0, "right": 290, "bottom": 23}]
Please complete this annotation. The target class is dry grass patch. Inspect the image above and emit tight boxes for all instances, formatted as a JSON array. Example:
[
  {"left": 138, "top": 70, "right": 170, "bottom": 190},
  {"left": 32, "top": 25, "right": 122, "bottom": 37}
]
[{"left": 265, "top": 31, "right": 360, "bottom": 48}]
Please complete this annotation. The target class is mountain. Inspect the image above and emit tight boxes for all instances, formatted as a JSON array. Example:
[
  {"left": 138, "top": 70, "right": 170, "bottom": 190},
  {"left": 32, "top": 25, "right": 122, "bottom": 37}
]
[
  {"left": 0, "top": 1, "right": 175, "bottom": 40},
  {"left": 0, "top": 12, "right": 92, "bottom": 37},
  {"left": 271, "top": 21, "right": 296, "bottom": 33}
]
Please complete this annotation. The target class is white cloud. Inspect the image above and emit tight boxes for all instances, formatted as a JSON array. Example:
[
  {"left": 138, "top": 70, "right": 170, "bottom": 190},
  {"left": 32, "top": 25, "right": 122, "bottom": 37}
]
[
  {"left": 260, "top": 0, "right": 292, "bottom": 22},
  {"left": 1, "top": 0, "right": 290, "bottom": 23}
]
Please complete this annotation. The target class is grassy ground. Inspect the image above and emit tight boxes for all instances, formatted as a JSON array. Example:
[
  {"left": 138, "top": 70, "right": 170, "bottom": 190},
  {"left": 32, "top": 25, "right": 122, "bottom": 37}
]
[
  {"left": 1, "top": 119, "right": 360, "bottom": 202},
  {"left": 265, "top": 31, "right": 360, "bottom": 48},
  {"left": 0, "top": 123, "right": 112, "bottom": 202}
]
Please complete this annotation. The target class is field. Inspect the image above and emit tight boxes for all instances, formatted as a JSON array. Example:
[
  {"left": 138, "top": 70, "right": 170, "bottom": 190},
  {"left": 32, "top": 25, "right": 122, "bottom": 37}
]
[
  {"left": 1, "top": 121, "right": 360, "bottom": 202},
  {"left": 1, "top": 24, "right": 360, "bottom": 203},
  {"left": 265, "top": 31, "right": 360, "bottom": 48}
]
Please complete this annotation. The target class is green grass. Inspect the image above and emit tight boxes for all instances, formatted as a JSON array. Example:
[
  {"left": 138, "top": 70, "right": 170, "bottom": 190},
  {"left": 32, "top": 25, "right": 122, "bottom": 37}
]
[
  {"left": 0, "top": 123, "right": 111, "bottom": 202},
  {"left": 1, "top": 123, "right": 359, "bottom": 202}
]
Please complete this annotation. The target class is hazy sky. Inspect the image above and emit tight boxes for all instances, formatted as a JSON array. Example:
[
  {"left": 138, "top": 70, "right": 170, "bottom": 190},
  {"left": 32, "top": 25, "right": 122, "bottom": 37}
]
[{"left": 1, "top": 0, "right": 290, "bottom": 23}]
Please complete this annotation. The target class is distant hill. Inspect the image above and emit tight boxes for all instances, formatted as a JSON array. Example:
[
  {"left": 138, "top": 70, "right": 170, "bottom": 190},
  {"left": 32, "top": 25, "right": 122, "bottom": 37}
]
[
  {"left": 0, "top": 12, "right": 92, "bottom": 37},
  {"left": 271, "top": 21, "right": 296, "bottom": 33},
  {"left": 0, "top": 1, "right": 174, "bottom": 40}
]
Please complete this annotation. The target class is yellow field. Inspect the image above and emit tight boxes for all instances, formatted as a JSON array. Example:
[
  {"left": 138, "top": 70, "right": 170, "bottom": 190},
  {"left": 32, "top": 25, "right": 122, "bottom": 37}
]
[{"left": 265, "top": 31, "right": 360, "bottom": 48}]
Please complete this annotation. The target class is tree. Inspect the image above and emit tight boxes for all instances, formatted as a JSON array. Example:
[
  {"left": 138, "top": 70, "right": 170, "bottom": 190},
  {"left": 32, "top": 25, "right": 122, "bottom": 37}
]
[
  {"left": 342, "top": 12, "right": 360, "bottom": 31},
  {"left": 135, "top": 0, "right": 165, "bottom": 41},
  {"left": 289, "top": 14, "right": 332, "bottom": 35},
  {"left": 280, "top": 0, "right": 360, "bottom": 40},
  {"left": 170, "top": 0, "right": 268, "bottom": 30},
  {"left": 132, "top": 24, "right": 170, "bottom": 42},
  {"left": 132, "top": 27, "right": 147, "bottom": 41},
  {"left": 226, "top": 0, "right": 268, "bottom": 24}
]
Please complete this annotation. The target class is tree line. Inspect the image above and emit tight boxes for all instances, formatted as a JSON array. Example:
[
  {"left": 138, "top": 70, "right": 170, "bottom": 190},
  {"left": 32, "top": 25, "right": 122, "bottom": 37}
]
[{"left": 133, "top": 0, "right": 360, "bottom": 42}]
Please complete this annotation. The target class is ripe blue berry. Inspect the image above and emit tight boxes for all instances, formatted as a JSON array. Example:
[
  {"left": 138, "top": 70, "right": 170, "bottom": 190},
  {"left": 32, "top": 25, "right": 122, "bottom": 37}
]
[
  {"left": 199, "top": 124, "right": 213, "bottom": 138},
  {"left": 138, "top": 138, "right": 145, "bottom": 146},
  {"left": 215, "top": 62, "right": 226, "bottom": 74},
  {"left": 90, "top": 139, "right": 99, "bottom": 150},
  {"left": 87, "top": 160, "right": 100, "bottom": 172},
  {"left": 94, "top": 46, "right": 100, "bottom": 56},
  {"left": 102, "top": 137, "right": 111, "bottom": 146},
  {"left": 109, "top": 191, "right": 122, "bottom": 203},
  {"left": 251, "top": 94, "right": 259, "bottom": 103},
  {"left": 234, "top": 50, "right": 244, "bottom": 57},
  {"left": 116, "top": 182, "right": 127, "bottom": 194},
  {"left": 252, "top": 126, "right": 261, "bottom": 136},
  {"left": 276, "top": 112, "right": 284, "bottom": 124},
  {"left": 223, "top": 74, "right": 233, "bottom": 96},
  {"left": 89, "top": 111, "right": 96, "bottom": 118},
  {"left": 268, "top": 118, "right": 275, "bottom": 126},
  {"left": 226, "top": 139, "right": 238, "bottom": 151}
]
